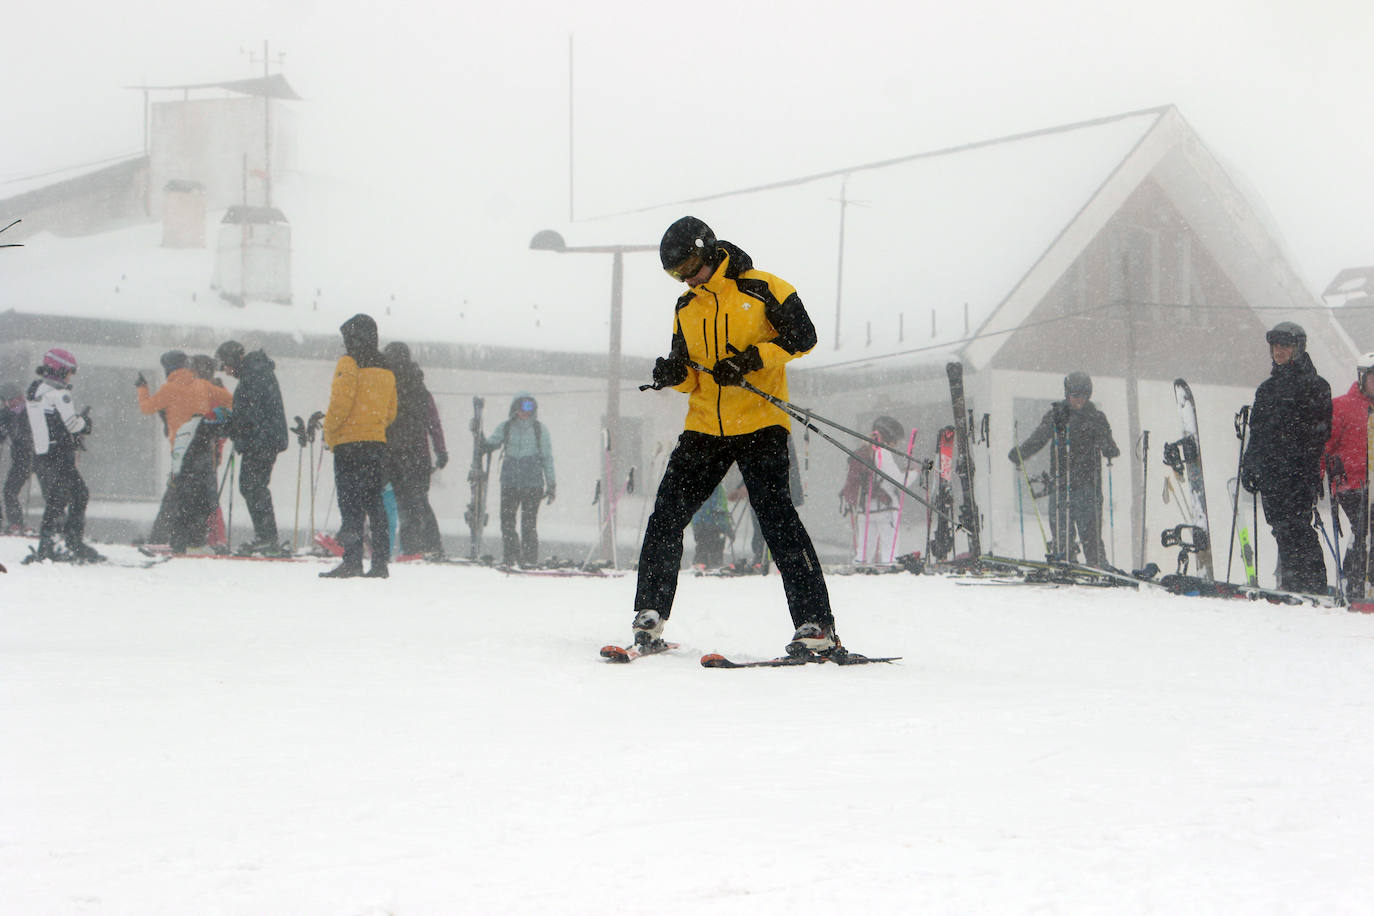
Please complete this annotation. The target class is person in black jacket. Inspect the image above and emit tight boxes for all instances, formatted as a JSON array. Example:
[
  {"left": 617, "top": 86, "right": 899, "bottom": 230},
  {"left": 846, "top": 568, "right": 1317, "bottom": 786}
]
[
  {"left": 1241, "top": 322, "right": 1332, "bottom": 594},
  {"left": 1, "top": 381, "right": 34, "bottom": 533},
  {"left": 216, "top": 340, "right": 289, "bottom": 555},
  {"left": 382, "top": 342, "right": 448, "bottom": 558},
  {"left": 1009, "top": 371, "right": 1120, "bottom": 567}
]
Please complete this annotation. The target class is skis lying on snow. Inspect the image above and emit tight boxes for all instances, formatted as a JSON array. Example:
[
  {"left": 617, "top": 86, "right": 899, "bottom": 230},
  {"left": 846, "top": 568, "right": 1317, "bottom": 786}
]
[
  {"left": 138, "top": 545, "right": 303, "bottom": 562},
  {"left": 600, "top": 641, "right": 680, "bottom": 663},
  {"left": 700, "top": 649, "right": 900, "bottom": 668}
]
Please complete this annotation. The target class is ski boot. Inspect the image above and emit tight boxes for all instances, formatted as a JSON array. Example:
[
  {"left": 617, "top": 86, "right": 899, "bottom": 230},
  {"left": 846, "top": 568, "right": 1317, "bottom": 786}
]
[
  {"left": 22, "top": 538, "right": 64, "bottom": 565},
  {"left": 319, "top": 560, "right": 364, "bottom": 579},
  {"left": 785, "top": 622, "right": 844, "bottom": 659},
  {"left": 65, "top": 539, "right": 107, "bottom": 564},
  {"left": 631, "top": 609, "right": 667, "bottom": 649}
]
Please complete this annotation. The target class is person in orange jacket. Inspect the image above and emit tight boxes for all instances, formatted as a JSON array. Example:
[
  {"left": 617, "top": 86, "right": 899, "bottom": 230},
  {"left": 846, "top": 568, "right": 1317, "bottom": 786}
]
[
  {"left": 136, "top": 350, "right": 232, "bottom": 445},
  {"left": 321, "top": 313, "right": 397, "bottom": 579},
  {"left": 136, "top": 350, "right": 234, "bottom": 551}
]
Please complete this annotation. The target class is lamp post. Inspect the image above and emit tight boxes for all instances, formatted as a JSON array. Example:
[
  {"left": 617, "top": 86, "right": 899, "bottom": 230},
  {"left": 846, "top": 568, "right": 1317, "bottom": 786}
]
[{"left": 530, "top": 229, "right": 657, "bottom": 566}]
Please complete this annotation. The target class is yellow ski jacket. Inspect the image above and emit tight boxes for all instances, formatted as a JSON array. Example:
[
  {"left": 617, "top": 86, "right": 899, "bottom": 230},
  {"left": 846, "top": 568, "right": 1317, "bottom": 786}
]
[{"left": 666, "top": 241, "right": 818, "bottom": 437}]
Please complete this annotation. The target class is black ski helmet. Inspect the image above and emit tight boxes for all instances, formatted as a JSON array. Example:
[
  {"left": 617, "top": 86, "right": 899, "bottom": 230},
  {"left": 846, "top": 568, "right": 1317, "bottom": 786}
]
[
  {"left": 1265, "top": 321, "right": 1306, "bottom": 354},
  {"left": 660, "top": 216, "right": 717, "bottom": 281},
  {"left": 1064, "top": 371, "right": 1093, "bottom": 398}
]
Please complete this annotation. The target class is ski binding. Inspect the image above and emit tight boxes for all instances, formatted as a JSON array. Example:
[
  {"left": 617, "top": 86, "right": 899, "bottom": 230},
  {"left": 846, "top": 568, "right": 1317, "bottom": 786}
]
[{"left": 600, "top": 640, "right": 680, "bottom": 663}]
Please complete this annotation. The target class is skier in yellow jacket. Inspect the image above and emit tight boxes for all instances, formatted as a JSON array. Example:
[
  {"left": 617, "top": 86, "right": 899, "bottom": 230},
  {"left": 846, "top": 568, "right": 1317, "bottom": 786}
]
[
  {"left": 321, "top": 313, "right": 397, "bottom": 579},
  {"left": 630, "top": 216, "right": 836, "bottom": 656}
]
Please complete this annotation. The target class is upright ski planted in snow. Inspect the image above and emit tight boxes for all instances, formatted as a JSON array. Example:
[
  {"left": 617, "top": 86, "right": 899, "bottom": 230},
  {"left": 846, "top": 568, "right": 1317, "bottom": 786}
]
[
  {"left": 465, "top": 396, "right": 490, "bottom": 560},
  {"left": 946, "top": 362, "right": 981, "bottom": 558}
]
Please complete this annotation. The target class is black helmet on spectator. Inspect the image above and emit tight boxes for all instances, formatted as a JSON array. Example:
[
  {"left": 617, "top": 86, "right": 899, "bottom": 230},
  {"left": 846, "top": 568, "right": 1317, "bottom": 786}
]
[
  {"left": 1064, "top": 371, "right": 1093, "bottom": 398},
  {"left": 1265, "top": 321, "right": 1306, "bottom": 354}
]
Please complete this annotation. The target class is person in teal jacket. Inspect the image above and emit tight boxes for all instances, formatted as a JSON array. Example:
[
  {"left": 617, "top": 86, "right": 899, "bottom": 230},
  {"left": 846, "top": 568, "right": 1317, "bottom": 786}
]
[{"left": 483, "top": 392, "right": 555, "bottom": 567}]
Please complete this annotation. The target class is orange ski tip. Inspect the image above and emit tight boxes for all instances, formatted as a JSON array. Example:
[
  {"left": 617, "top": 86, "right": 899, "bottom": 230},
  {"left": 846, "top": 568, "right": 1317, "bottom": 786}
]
[{"left": 700, "top": 653, "right": 725, "bottom": 663}]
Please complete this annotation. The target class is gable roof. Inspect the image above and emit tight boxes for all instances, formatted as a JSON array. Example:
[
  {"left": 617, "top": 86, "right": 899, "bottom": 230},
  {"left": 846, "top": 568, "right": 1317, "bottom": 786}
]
[{"left": 0, "top": 104, "right": 1330, "bottom": 372}]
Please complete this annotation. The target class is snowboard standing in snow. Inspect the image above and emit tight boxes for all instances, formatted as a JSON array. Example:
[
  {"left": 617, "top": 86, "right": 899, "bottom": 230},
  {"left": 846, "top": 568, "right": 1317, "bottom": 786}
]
[{"left": 1162, "top": 379, "right": 1214, "bottom": 580}]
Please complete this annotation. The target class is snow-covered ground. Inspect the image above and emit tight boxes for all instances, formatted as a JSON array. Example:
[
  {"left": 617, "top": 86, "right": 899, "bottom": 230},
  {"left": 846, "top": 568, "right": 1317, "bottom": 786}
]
[{"left": 4, "top": 538, "right": 1374, "bottom": 915}]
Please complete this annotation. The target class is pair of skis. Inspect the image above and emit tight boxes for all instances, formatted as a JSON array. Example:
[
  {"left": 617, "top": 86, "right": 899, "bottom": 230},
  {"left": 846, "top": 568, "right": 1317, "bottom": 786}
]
[{"left": 599, "top": 642, "right": 899, "bottom": 667}]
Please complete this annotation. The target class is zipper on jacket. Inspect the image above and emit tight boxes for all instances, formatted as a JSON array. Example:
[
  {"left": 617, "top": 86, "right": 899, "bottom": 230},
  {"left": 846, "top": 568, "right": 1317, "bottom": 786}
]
[{"left": 710, "top": 291, "right": 726, "bottom": 437}]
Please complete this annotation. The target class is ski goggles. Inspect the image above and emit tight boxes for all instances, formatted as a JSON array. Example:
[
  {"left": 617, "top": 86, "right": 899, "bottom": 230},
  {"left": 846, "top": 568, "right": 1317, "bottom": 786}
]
[
  {"left": 518, "top": 399, "right": 535, "bottom": 412},
  {"left": 664, "top": 250, "right": 707, "bottom": 283}
]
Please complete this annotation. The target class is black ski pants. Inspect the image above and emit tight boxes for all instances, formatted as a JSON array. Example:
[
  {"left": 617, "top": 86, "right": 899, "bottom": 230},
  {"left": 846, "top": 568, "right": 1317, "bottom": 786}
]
[
  {"left": 499, "top": 486, "right": 542, "bottom": 566},
  {"left": 1336, "top": 489, "right": 1371, "bottom": 598},
  {"left": 333, "top": 441, "right": 390, "bottom": 570},
  {"left": 167, "top": 432, "right": 218, "bottom": 553},
  {"left": 1049, "top": 490, "right": 1108, "bottom": 568},
  {"left": 238, "top": 449, "right": 280, "bottom": 544},
  {"left": 391, "top": 458, "right": 442, "bottom": 555},
  {"left": 3, "top": 438, "right": 32, "bottom": 528},
  {"left": 635, "top": 426, "right": 832, "bottom": 629},
  {"left": 33, "top": 447, "right": 88, "bottom": 546},
  {"left": 1261, "top": 482, "right": 1327, "bottom": 594}
]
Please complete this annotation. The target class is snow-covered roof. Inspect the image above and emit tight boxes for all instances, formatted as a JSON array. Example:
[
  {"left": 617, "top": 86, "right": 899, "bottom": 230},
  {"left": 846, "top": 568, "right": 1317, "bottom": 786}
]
[{"left": 0, "top": 106, "right": 1220, "bottom": 367}]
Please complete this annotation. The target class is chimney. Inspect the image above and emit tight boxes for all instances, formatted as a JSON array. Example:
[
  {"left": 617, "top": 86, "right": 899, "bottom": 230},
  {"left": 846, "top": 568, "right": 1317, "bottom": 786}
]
[
  {"left": 161, "top": 180, "right": 206, "bottom": 248},
  {"left": 212, "top": 205, "right": 292, "bottom": 306}
]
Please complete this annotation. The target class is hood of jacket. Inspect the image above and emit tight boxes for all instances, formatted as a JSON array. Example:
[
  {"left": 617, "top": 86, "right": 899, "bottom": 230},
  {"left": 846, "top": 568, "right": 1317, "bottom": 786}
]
[
  {"left": 241, "top": 349, "right": 275, "bottom": 377},
  {"left": 508, "top": 391, "right": 538, "bottom": 418},
  {"left": 340, "top": 314, "right": 385, "bottom": 368}
]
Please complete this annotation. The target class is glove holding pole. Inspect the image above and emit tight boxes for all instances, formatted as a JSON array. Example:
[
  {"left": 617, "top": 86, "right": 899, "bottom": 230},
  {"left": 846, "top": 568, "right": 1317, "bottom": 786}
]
[{"left": 655, "top": 350, "right": 963, "bottom": 533}]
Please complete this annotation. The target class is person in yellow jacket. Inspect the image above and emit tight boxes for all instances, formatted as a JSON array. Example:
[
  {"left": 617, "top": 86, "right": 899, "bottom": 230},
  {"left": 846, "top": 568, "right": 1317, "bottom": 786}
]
[
  {"left": 321, "top": 313, "right": 397, "bottom": 578},
  {"left": 629, "top": 216, "right": 837, "bottom": 657}
]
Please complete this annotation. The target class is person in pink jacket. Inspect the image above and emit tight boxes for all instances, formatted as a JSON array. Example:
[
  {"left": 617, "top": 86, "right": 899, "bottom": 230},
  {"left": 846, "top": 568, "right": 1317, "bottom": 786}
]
[{"left": 1324, "top": 353, "right": 1374, "bottom": 598}]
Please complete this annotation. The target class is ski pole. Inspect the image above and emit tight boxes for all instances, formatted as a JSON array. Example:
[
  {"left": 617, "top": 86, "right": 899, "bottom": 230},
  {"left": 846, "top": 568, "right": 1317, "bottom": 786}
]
[
  {"left": 1014, "top": 420, "right": 1026, "bottom": 559},
  {"left": 887, "top": 428, "right": 920, "bottom": 565},
  {"left": 861, "top": 460, "right": 874, "bottom": 565},
  {"left": 1226, "top": 406, "right": 1250, "bottom": 583},
  {"left": 1138, "top": 430, "right": 1150, "bottom": 571},
  {"left": 291, "top": 416, "right": 305, "bottom": 553},
  {"left": 1011, "top": 435, "right": 1052, "bottom": 560},
  {"left": 226, "top": 452, "right": 236, "bottom": 554},
  {"left": 647, "top": 359, "right": 964, "bottom": 531},
  {"left": 1106, "top": 458, "right": 1116, "bottom": 567}
]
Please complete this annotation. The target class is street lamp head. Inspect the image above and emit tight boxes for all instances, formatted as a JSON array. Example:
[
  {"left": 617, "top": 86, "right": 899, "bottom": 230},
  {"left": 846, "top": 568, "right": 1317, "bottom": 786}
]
[{"left": 529, "top": 229, "right": 567, "bottom": 253}]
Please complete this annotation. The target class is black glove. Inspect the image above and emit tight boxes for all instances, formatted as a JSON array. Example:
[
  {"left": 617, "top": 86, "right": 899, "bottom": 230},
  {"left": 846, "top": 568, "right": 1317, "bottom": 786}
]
[
  {"left": 545, "top": 483, "right": 556, "bottom": 504},
  {"left": 1007, "top": 448, "right": 1022, "bottom": 465},
  {"left": 135, "top": 372, "right": 147, "bottom": 389},
  {"left": 469, "top": 418, "right": 481, "bottom": 434},
  {"left": 711, "top": 346, "right": 762, "bottom": 387},
  {"left": 78, "top": 407, "right": 92, "bottom": 436},
  {"left": 1327, "top": 454, "right": 1346, "bottom": 487},
  {"left": 1241, "top": 466, "right": 1261, "bottom": 494},
  {"left": 652, "top": 356, "right": 689, "bottom": 388},
  {"left": 434, "top": 451, "right": 449, "bottom": 470}
]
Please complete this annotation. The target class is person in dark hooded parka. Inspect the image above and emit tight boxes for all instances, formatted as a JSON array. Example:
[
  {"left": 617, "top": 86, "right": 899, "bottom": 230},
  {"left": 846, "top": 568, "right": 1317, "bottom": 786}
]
[
  {"left": 321, "top": 314, "right": 397, "bottom": 579},
  {"left": 382, "top": 342, "right": 448, "bottom": 558},
  {"left": 1241, "top": 321, "right": 1332, "bottom": 594},
  {"left": 216, "top": 340, "right": 289, "bottom": 554}
]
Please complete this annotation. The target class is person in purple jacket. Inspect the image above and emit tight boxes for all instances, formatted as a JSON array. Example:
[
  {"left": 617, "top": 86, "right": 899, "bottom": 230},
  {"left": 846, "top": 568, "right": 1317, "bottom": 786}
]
[{"left": 383, "top": 342, "right": 449, "bottom": 558}]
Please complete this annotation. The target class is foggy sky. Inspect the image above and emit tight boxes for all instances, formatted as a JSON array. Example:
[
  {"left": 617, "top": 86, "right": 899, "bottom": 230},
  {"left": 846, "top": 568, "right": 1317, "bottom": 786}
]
[{"left": 4, "top": 0, "right": 1371, "bottom": 299}]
